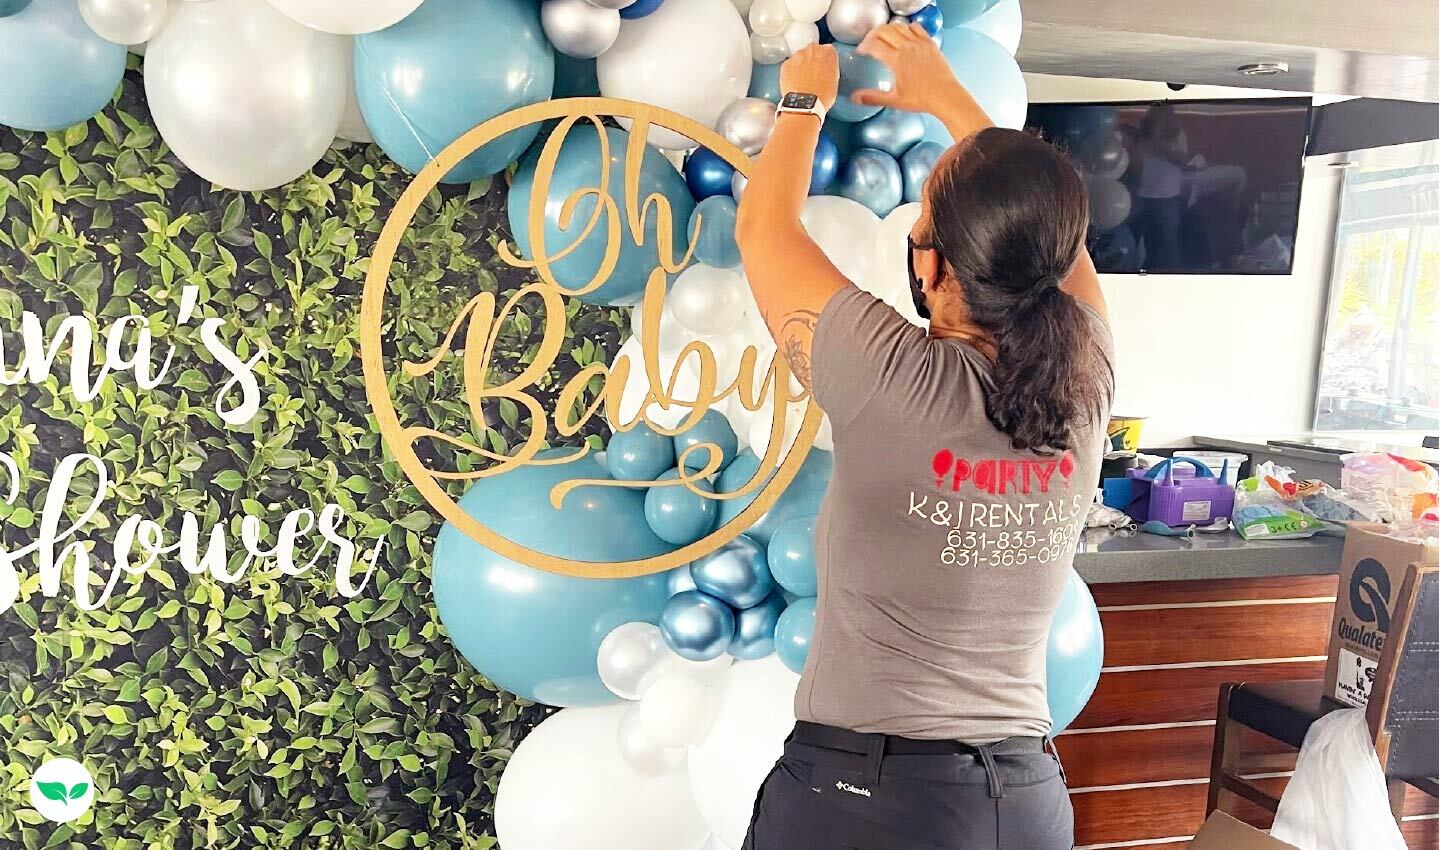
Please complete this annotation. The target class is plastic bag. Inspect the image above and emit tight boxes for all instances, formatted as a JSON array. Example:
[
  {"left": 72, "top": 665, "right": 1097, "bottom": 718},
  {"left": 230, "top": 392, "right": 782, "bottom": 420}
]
[
  {"left": 1341, "top": 453, "right": 1440, "bottom": 537},
  {"left": 1233, "top": 463, "right": 1343, "bottom": 540},
  {"left": 1270, "top": 708, "right": 1405, "bottom": 850}
]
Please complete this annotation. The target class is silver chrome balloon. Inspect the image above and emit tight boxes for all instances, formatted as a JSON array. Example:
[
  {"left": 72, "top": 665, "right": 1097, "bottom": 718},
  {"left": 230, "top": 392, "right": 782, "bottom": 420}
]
[
  {"left": 824, "top": 0, "right": 888, "bottom": 44},
  {"left": 78, "top": 0, "right": 169, "bottom": 46},
  {"left": 900, "top": 138, "right": 943, "bottom": 202},
  {"left": 838, "top": 147, "right": 903, "bottom": 216},
  {"left": 541, "top": 0, "right": 621, "bottom": 59},
  {"left": 886, "top": 0, "right": 930, "bottom": 14},
  {"left": 584, "top": 0, "right": 637, "bottom": 9},
  {"left": 855, "top": 108, "right": 925, "bottom": 157},
  {"left": 716, "top": 96, "right": 777, "bottom": 156}
]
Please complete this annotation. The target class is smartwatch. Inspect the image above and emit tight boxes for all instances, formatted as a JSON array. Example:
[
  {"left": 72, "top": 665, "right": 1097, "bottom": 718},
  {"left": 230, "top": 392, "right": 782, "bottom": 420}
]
[{"left": 778, "top": 91, "right": 827, "bottom": 124}]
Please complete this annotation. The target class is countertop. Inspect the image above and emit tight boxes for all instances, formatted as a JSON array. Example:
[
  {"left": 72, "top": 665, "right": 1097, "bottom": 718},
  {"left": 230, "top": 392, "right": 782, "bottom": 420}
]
[
  {"left": 1074, "top": 528, "right": 1344, "bottom": 584},
  {"left": 1193, "top": 434, "right": 1440, "bottom": 468}
]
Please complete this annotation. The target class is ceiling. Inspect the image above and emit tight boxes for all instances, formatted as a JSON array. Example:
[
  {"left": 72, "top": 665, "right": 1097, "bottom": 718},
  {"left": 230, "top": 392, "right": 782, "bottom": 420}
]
[{"left": 1016, "top": 0, "right": 1440, "bottom": 102}]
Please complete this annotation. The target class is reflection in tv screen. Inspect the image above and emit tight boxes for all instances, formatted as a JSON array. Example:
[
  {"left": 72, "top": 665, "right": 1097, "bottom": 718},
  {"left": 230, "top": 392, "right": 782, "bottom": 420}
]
[{"left": 1025, "top": 98, "right": 1311, "bottom": 275}]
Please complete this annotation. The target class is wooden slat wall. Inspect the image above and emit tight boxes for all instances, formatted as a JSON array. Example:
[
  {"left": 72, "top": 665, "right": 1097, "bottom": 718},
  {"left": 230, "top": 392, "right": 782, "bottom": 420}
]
[{"left": 1061, "top": 573, "right": 1437, "bottom": 850}]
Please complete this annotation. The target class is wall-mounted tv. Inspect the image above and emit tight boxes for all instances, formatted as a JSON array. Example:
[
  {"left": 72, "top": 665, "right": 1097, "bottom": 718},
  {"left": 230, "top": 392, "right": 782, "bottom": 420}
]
[{"left": 1025, "top": 97, "right": 1312, "bottom": 275}]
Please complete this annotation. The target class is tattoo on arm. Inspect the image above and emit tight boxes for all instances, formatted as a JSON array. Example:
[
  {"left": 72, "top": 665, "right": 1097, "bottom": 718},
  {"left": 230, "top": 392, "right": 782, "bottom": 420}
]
[{"left": 778, "top": 309, "right": 819, "bottom": 389}]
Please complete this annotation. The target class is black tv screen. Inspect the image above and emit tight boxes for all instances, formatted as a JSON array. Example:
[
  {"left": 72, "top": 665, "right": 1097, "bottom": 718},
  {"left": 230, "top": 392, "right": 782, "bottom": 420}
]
[{"left": 1025, "top": 97, "right": 1312, "bottom": 275}]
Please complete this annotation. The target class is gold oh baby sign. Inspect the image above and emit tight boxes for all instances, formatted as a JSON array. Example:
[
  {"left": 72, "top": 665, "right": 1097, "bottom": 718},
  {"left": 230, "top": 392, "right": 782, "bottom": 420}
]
[{"left": 360, "top": 98, "right": 821, "bottom": 579}]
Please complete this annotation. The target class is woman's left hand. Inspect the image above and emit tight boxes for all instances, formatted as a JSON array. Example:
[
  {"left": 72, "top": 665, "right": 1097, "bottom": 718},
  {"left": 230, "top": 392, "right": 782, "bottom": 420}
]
[{"left": 778, "top": 44, "right": 839, "bottom": 110}]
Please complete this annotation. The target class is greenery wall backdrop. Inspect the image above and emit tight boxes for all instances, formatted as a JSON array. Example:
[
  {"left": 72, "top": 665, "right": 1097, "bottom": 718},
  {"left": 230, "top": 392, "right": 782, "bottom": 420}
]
[{"left": 0, "top": 62, "right": 628, "bottom": 849}]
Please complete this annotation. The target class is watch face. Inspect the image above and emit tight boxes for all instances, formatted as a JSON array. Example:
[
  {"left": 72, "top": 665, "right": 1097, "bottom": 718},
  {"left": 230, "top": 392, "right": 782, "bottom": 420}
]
[{"left": 782, "top": 92, "right": 818, "bottom": 110}]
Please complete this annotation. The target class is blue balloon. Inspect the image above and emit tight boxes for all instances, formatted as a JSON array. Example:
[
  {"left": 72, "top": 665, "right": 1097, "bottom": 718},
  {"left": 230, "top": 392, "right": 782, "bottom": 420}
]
[
  {"left": 355, "top": 0, "right": 553, "bottom": 182},
  {"left": 660, "top": 590, "right": 736, "bottom": 661},
  {"left": 855, "top": 109, "right": 926, "bottom": 158},
  {"left": 1047, "top": 569, "right": 1104, "bottom": 734},
  {"left": 684, "top": 146, "right": 736, "bottom": 200},
  {"left": 909, "top": 2, "right": 944, "bottom": 36},
  {"left": 901, "top": 139, "right": 945, "bottom": 203},
  {"left": 729, "top": 592, "right": 786, "bottom": 660},
  {"left": 0, "top": 0, "right": 33, "bottom": 17},
  {"left": 554, "top": 52, "right": 600, "bottom": 99},
  {"left": 775, "top": 597, "right": 816, "bottom": 674},
  {"left": 645, "top": 468, "right": 719, "bottom": 545},
  {"left": 688, "top": 196, "right": 741, "bottom": 268},
  {"left": 919, "top": 28, "right": 1026, "bottom": 140},
  {"left": 620, "top": 0, "right": 664, "bottom": 17},
  {"left": 607, "top": 421, "right": 676, "bottom": 483},
  {"left": 432, "top": 453, "right": 670, "bottom": 706},
  {"left": 716, "top": 448, "right": 833, "bottom": 546},
  {"left": 954, "top": 0, "right": 1019, "bottom": 53},
  {"left": 510, "top": 124, "right": 694, "bottom": 305},
  {"left": 667, "top": 565, "right": 698, "bottom": 596},
  {"left": 690, "top": 535, "right": 774, "bottom": 609},
  {"left": 833, "top": 43, "right": 893, "bottom": 124},
  {"left": 748, "top": 61, "right": 783, "bottom": 103},
  {"left": 839, "top": 148, "right": 903, "bottom": 217},
  {"left": 673, "top": 409, "right": 739, "bottom": 472},
  {"left": 767, "top": 516, "right": 817, "bottom": 597},
  {"left": 0, "top": 0, "right": 125, "bottom": 132},
  {"left": 935, "top": 0, "right": 999, "bottom": 26},
  {"left": 810, "top": 130, "right": 841, "bottom": 195}
]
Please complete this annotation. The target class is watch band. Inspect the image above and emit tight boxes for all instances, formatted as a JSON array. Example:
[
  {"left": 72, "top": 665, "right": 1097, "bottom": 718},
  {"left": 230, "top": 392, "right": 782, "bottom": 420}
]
[{"left": 777, "top": 91, "right": 827, "bottom": 124}]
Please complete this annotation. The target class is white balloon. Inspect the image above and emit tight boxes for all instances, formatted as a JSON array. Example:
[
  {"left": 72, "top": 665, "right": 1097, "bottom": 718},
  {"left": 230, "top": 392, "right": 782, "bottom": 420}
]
[
  {"left": 336, "top": 40, "right": 373, "bottom": 143},
  {"left": 79, "top": 0, "right": 170, "bottom": 46},
  {"left": 799, "top": 195, "right": 881, "bottom": 286},
  {"left": 747, "top": 0, "right": 789, "bottom": 37},
  {"left": 498, "top": 704, "right": 708, "bottom": 850},
  {"left": 617, "top": 703, "right": 688, "bottom": 775},
  {"left": 861, "top": 202, "right": 929, "bottom": 328},
  {"left": 598, "top": 622, "right": 671, "bottom": 700},
  {"left": 264, "top": 0, "right": 423, "bottom": 34},
  {"left": 783, "top": 0, "right": 830, "bottom": 23},
  {"left": 781, "top": 19, "right": 819, "bottom": 53},
  {"left": 748, "top": 398, "right": 808, "bottom": 459},
  {"left": 631, "top": 303, "right": 691, "bottom": 360},
  {"left": 638, "top": 672, "right": 717, "bottom": 748},
  {"left": 688, "top": 656, "right": 802, "bottom": 849},
  {"left": 610, "top": 336, "right": 713, "bottom": 431},
  {"left": 749, "top": 30, "right": 788, "bottom": 64},
  {"left": 586, "top": 0, "right": 638, "bottom": 8},
  {"left": 145, "top": 0, "right": 347, "bottom": 191},
  {"left": 598, "top": 0, "right": 752, "bottom": 150},
  {"left": 670, "top": 264, "right": 749, "bottom": 336},
  {"left": 730, "top": 0, "right": 756, "bottom": 16}
]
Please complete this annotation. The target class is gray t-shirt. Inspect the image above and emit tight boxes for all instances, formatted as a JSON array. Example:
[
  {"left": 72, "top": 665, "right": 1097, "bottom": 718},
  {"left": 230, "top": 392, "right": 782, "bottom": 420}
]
[{"left": 796, "top": 285, "right": 1111, "bottom": 742}]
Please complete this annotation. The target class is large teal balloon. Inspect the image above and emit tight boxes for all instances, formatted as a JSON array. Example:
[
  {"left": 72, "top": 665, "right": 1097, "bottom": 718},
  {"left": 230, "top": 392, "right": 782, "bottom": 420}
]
[
  {"left": 0, "top": 0, "right": 125, "bottom": 132},
  {"left": 919, "top": 28, "right": 1026, "bottom": 140},
  {"left": 509, "top": 124, "right": 695, "bottom": 306},
  {"left": 431, "top": 453, "right": 671, "bottom": 706},
  {"left": 716, "top": 448, "right": 832, "bottom": 546},
  {"left": 354, "top": 0, "right": 553, "bottom": 182},
  {"left": 1046, "top": 569, "right": 1104, "bottom": 734}
]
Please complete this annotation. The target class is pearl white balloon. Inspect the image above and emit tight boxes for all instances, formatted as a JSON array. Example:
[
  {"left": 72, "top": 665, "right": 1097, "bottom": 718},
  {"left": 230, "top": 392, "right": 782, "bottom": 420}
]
[
  {"left": 715, "top": 97, "right": 776, "bottom": 156},
  {"left": 598, "top": 0, "right": 752, "bottom": 151},
  {"left": 585, "top": 0, "right": 637, "bottom": 8},
  {"left": 631, "top": 303, "right": 690, "bottom": 359},
  {"left": 781, "top": 19, "right": 819, "bottom": 53},
  {"left": 79, "top": 0, "right": 169, "bottom": 46},
  {"left": 799, "top": 195, "right": 881, "bottom": 285},
  {"left": 541, "top": 0, "right": 620, "bottom": 59},
  {"left": 885, "top": 0, "right": 928, "bottom": 13},
  {"left": 598, "top": 622, "right": 670, "bottom": 700},
  {"left": 747, "top": 0, "right": 789, "bottom": 36},
  {"left": 866, "top": 201, "right": 928, "bottom": 327},
  {"left": 617, "top": 703, "right": 687, "bottom": 775},
  {"left": 498, "top": 704, "right": 708, "bottom": 850},
  {"left": 611, "top": 336, "right": 710, "bottom": 431},
  {"left": 824, "top": 0, "right": 887, "bottom": 43},
  {"left": 670, "top": 263, "right": 749, "bottom": 336},
  {"left": 145, "top": 0, "right": 347, "bottom": 191},
  {"left": 638, "top": 672, "right": 717, "bottom": 748},
  {"left": 264, "top": 0, "right": 423, "bottom": 34},
  {"left": 749, "top": 30, "right": 788, "bottom": 65},
  {"left": 688, "top": 656, "right": 802, "bottom": 849},
  {"left": 336, "top": 40, "right": 373, "bottom": 143},
  {"left": 784, "top": 0, "right": 829, "bottom": 23}
]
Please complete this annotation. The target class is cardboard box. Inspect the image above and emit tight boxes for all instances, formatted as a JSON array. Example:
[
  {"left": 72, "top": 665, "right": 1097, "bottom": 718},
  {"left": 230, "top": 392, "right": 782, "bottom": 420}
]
[
  {"left": 1190, "top": 812, "right": 1297, "bottom": 849},
  {"left": 1322, "top": 523, "right": 1440, "bottom": 709}
]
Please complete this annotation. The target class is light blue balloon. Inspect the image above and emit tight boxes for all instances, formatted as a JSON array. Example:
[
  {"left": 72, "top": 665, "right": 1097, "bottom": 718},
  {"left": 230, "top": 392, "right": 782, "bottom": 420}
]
[
  {"left": 833, "top": 43, "right": 893, "bottom": 124},
  {"left": 660, "top": 590, "right": 736, "bottom": 661},
  {"left": 607, "top": 421, "right": 676, "bottom": 483},
  {"left": 901, "top": 139, "right": 945, "bottom": 203},
  {"left": 690, "top": 535, "right": 774, "bottom": 609},
  {"left": 729, "top": 592, "right": 786, "bottom": 660},
  {"left": 1047, "top": 569, "right": 1104, "bottom": 734},
  {"left": 716, "top": 448, "right": 833, "bottom": 546},
  {"left": 667, "top": 565, "right": 698, "bottom": 596},
  {"left": 0, "top": 0, "right": 125, "bottom": 132},
  {"left": 510, "top": 124, "right": 694, "bottom": 305},
  {"left": 775, "top": 596, "right": 816, "bottom": 674},
  {"left": 935, "top": 0, "right": 1000, "bottom": 26},
  {"left": 748, "top": 61, "right": 783, "bottom": 103},
  {"left": 673, "top": 409, "right": 739, "bottom": 472},
  {"left": 431, "top": 453, "right": 671, "bottom": 706},
  {"left": 919, "top": 28, "right": 1027, "bottom": 140},
  {"left": 767, "top": 516, "right": 817, "bottom": 597},
  {"left": 645, "top": 468, "right": 718, "bottom": 546},
  {"left": 953, "top": 0, "right": 1019, "bottom": 54},
  {"left": 839, "top": 148, "right": 903, "bottom": 217},
  {"left": 688, "top": 196, "right": 741, "bottom": 269},
  {"left": 855, "top": 109, "right": 926, "bottom": 158},
  {"left": 355, "top": 0, "right": 554, "bottom": 182}
]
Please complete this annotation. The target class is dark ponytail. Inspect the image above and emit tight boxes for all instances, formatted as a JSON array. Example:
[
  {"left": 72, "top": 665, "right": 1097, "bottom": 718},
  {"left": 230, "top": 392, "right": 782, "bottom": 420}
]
[{"left": 927, "top": 127, "right": 1112, "bottom": 454}]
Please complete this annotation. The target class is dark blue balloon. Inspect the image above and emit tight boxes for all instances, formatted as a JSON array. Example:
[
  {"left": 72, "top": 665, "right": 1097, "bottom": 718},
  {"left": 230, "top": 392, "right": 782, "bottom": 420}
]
[
  {"left": 748, "top": 61, "right": 783, "bottom": 103},
  {"left": 645, "top": 468, "right": 719, "bottom": 545},
  {"left": 729, "top": 592, "right": 787, "bottom": 660},
  {"left": 767, "top": 516, "right": 817, "bottom": 597},
  {"left": 673, "top": 409, "right": 739, "bottom": 472},
  {"left": 810, "top": 130, "right": 841, "bottom": 195},
  {"left": 909, "top": 2, "right": 944, "bottom": 35},
  {"left": 775, "top": 597, "right": 816, "bottom": 674},
  {"left": 620, "top": 0, "right": 665, "bottom": 18},
  {"left": 608, "top": 421, "right": 676, "bottom": 483},
  {"left": 660, "top": 590, "right": 736, "bottom": 661},
  {"left": 690, "top": 535, "right": 774, "bottom": 609},
  {"left": 688, "top": 196, "right": 741, "bottom": 268},
  {"left": 684, "top": 147, "right": 736, "bottom": 200},
  {"left": 716, "top": 448, "right": 833, "bottom": 546}
]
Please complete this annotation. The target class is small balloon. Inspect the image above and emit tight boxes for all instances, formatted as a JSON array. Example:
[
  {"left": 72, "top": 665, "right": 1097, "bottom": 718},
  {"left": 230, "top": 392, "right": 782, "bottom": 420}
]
[
  {"left": 645, "top": 468, "right": 719, "bottom": 546},
  {"left": 691, "top": 535, "right": 774, "bottom": 609},
  {"left": 855, "top": 108, "right": 925, "bottom": 157},
  {"left": 774, "top": 596, "right": 816, "bottom": 673},
  {"left": 674, "top": 409, "right": 740, "bottom": 473},
  {"left": 541, "top": 0, "right": 621, "bottom": 59},
  {"left": 660, "top": 590, "right": 737, "bottom": 661},
  {"left": 908, "top": 0, "right": 941, "bottom": 35},
  {"left": 637, "top": 672, "right": 716, "bottom": 747},
  {"left": 729, "top": 592, "right": 787, "bottom": 660},
  {"left": 598, "top": 621, "right": 671, "bottom": 700},
  {"left": 824, "top": 0, "right": 887, "bottom": 44},
  {"left": 688, "top": 196, "right": 742, "bottom": 268},
  {"left": 900, "top": 138, "right": 943, "bottom": 202},
  {"left": 748, "top": 60, "right": 783, "bottom": 101},
  {"left": 608, "top": 420, "right": 677, "bottom": 483},
  {"left": 766, "top": 516, "right": 817, "bottom": 596},
  {"left": 586, "top": 0, "right": 637, "bottom": 8},
  {"left": 669, "top": 263, "right": 748, "bottom": 336},
  {"left": 781, "top": 18, "right": 819, "bottom": 53},
  {"left": 886, "top": 0, "right": 928, "bottom": 14},
  {"left": 783, "top": 0, "right": 827, "bottom": 22},
  {"left": 750, "top": 30, "right": 788, "bottom": 64},
  {"left": 619, "top": 0, "right": 662, "bottom": 15},
  {"left": 810, "top": 129, "right": 841, "bottom": 193},
  {"left": 748, "top": 0, "right": 789, "bottom": 36},
  {"left": 716, "top": 96, "right": 777, "bottom": 156},
  {"left": 832, "top": 41, "right": 892, "bottom": 123},
  {"left": 78, "top": 0, "right": 169, "bottom": 45},
  {"left": 685, "top": 147, "right": 737, "bottom": 200},
  {"left": 839, "top": 147, "right": 903, "bottom": 217},
  {"left": 617, "top": 702, "right": 686, "bottom": 775}
]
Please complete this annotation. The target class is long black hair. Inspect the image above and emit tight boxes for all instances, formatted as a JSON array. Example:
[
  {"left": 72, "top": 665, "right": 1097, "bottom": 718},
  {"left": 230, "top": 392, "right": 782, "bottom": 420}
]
[{"left": 926, "top": 127, "right": 1113, "bottom": 454}]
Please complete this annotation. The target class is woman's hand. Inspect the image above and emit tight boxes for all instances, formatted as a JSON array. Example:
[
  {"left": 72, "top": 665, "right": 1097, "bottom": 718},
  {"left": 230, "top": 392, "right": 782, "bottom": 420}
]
[
  {"left": 852, "top": 22, "right": 961, "bottom": 114},
  {"left": 779, "top": 44, "right": 839, "bottom": 110}
]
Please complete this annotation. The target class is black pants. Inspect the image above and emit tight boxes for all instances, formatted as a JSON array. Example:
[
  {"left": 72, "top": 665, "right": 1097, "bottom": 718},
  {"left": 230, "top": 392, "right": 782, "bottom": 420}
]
[{"left": 742, "top": 722, "right": 1073, "bottom": 850}]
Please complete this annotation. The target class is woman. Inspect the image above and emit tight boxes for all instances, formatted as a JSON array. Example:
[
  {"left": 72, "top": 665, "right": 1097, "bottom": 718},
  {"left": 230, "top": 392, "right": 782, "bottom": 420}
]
[{"left": 734, "top": 23, "right": 1114, "bottom": 850}]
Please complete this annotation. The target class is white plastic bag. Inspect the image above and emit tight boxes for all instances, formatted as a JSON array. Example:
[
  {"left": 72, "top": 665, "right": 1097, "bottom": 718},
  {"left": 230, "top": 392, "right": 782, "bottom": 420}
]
[{"left": 1269, "top": 708, "right": 1405, "bottom": 850}]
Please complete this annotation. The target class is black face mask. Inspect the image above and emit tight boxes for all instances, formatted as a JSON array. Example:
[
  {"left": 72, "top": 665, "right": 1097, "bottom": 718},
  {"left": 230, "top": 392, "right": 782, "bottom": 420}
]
[{"left": 906, "top": 235, "right": 933, "bottom": 320}]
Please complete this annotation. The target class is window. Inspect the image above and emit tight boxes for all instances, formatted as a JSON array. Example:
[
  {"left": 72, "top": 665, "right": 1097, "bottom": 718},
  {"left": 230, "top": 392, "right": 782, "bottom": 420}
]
[{"left": 1314, "top": 141, "right": 1439, "bottom": 432}]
